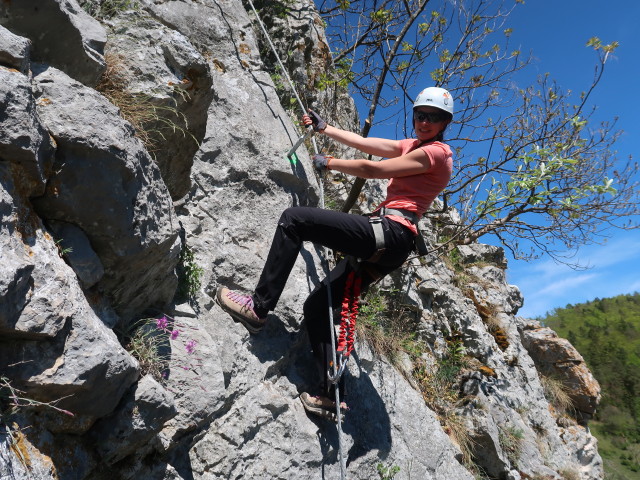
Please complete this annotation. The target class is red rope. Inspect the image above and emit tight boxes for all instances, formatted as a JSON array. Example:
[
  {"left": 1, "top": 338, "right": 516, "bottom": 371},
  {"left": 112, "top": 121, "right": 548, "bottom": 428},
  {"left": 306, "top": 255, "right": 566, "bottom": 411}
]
[{"left": 337, "top": 271, "right": 361, "bottom": 357}]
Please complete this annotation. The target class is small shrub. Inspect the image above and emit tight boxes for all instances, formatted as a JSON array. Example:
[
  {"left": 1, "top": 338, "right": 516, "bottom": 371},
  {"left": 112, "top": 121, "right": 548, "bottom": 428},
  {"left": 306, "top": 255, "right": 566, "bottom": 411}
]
[
  {"left": 356, "top": 287, "right": 422, "bottom": 367},
  {"left": 118, "top": 315, "right": 201, "bottom": 382},
  {"left": 412, "top": 337, "right": 476, "bottom": 466},
  {"left": 448, "top": 246, "right": 463, "bottom": 271},
  {"left": 80, "top": 0, "right": 139, "bottom": 19},
  {"left": 499, "top": 425, "right": 524, "bottom": 468},
  {"left": 558, "top": 467, "right": 581, "bottom": 480},
  {"left": 376, "top": 462, "right": 400, "bottom": 480},
  {"left": 118, "top": 318, "right": 169, "bottom": 381},
  {"left": 54, "top": 238, "right": 73, "bottom": 257},
  {"left": 413, "top": 337, "right": 467, "bottom": 408},
  {"left": 176, "top": 243, "right": 203, "bottom": 302}
]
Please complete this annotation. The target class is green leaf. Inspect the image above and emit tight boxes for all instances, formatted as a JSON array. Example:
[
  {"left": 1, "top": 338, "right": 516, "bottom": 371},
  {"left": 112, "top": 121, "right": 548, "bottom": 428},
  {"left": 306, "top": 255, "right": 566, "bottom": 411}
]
[{"left": 370, "top": 8, "right": 392, "bottom": 23}]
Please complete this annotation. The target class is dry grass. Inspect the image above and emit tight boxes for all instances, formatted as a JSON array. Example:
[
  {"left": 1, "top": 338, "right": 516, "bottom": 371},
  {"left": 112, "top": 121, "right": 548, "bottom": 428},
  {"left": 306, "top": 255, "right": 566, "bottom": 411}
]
[
  {"left": 411, "top": 339, "right": 477, "bottom": 466},
  {"left": 80, "top": 0, "right": 139, "bottom": 19},
  {"left": 96, "top": 53, "right": 193, "bottom": 153},
  {"left": 498, "top": 424, "right": 524, "bottom": 468},
  {"left": 355, "top": 288, "right": 422, "bottom": 368},
  {"left": 557, "top": 467, "right": 581, "bottom": 480},
  {"left": 413, "top": 356, "right": 459, "bottom": 410},
  {"left": 442, "top": 410, "right": 475, "bottom": 466},
  {"left": 540, "top": 373, "right": 574, "bottom": 415}
]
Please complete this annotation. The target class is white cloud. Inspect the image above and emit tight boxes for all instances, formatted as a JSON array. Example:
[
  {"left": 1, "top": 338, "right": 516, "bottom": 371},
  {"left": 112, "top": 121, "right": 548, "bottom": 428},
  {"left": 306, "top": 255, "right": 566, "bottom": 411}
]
[
  {"left": 577, "top": 236, "right": 640, "bottom": 269},
  {"left": 506, "top": 231, "right": 640, "bottom": 318},
  {"left": 535, "top": 273, "right": 599, "bottom": 297}
]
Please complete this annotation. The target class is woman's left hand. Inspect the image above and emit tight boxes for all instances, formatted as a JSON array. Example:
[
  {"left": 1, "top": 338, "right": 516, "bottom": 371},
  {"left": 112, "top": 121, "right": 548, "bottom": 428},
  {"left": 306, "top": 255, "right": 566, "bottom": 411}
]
[{"left": 312, "top": 154, "right": 333, "bottom": 170}]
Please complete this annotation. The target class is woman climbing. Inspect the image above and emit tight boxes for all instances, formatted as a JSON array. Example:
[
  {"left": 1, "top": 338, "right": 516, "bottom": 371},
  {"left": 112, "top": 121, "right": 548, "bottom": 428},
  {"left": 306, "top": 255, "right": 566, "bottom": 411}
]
[{"left": 216, "top": 86, "right": 454, "bottom": 420}]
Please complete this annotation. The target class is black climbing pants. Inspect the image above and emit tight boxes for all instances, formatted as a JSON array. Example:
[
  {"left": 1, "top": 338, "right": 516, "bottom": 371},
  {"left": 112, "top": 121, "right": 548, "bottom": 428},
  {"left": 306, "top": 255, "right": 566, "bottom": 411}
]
[{"left": 253, "top": 206, "right": 415, "bottom": 395}]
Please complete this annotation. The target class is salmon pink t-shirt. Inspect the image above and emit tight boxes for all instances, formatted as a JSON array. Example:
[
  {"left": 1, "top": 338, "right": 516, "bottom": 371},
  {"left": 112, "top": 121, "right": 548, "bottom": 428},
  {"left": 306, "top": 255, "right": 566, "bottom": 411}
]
[{"left": 376, "top": 139, "right": 453, "bottom": 234}]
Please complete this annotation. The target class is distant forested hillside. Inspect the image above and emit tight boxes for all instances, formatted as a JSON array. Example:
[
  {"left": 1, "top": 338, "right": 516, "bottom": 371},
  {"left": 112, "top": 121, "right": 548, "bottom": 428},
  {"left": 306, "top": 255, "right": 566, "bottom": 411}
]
[{"left": 540, "top": 292, "right": 640, "bottom": 477}]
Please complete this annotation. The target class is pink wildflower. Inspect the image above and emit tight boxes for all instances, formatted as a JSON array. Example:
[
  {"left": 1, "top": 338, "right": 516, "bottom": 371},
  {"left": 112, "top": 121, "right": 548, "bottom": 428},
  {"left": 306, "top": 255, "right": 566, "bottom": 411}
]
[
  {"left": 156, "top": 316, "right": 169, "bottom": 330},
  {"left": 185, "top": 339, "right": 197, "bottom": 354},
  {"left": 170, "top": 329, "right": 180, "bottom": 340}
]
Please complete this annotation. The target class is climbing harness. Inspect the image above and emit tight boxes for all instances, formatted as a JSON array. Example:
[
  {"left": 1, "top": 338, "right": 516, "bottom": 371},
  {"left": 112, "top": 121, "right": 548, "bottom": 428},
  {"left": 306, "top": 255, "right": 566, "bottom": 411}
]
[
  {"left": 368, "top": 207, "right": 424, "bottom": 260},
  {"left": 328, "top": 207, "right": 421, "bottom": 385}
]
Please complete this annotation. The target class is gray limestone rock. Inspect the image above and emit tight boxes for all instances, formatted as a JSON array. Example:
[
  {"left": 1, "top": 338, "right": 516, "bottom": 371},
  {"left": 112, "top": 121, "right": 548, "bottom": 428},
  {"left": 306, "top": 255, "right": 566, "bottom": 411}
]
[
  {"left": 31, "top": 65, "right": 180, "bottom": 320},
  {"left": 0, "top": 163, "right": 68, "bottom": 339},
  {"left": 0, "top": 0, "right": 107, "bottom": 86},
  {"left": 395, "top": 250, "right": 603, "bottom": 479},
  {"left": 518, "top": 319, "right": 601, "bottom": 417},
  {"left": 0, "top": 24, "right": 31, "bottom": 72},
  {"left": 46, "top": 220, "right": 105, "bottom": 288},
  {"left": 1, "top": 300, "right": 139, "bottom": 423},
  {"left": 0, "top": 67, "right": 54, "bottom": 197},
  {"left": 103, "top": 11, "right": 213, "bottom": 199},
  {"left": 560, "top": 425, "right": 604, "bottom": 478},
  {"left": 90, "top": 374, "right": 177, "bottom": 465},
  {"left": 153, "top": 309, "right": 226, "bottom": 450},
  {"left": 457, "top": 243, "right": 508, "bottom": 268},
  {"left": 0, "top": 167, "right": 139, "bottom": 427},
  {"left": 0, "top": 0, "right": 607, "bottom": 478},
  {"left": 0, "top": 427, "right": 58, "bottom": 480}
]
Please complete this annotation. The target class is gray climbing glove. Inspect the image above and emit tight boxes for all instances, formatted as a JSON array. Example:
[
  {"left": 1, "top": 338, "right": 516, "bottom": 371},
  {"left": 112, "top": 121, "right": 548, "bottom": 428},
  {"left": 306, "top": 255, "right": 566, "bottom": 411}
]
[
  {"left": 312, "top": 154, "right": 333, "bottom": 171},
  {"left": 307, "top": 109, "right": 327, "bottom": 132}
]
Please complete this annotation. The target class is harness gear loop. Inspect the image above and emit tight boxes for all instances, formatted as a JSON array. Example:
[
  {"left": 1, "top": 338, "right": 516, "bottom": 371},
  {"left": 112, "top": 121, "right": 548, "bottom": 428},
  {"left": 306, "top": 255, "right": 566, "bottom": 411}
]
[{"left": 367, "top": 216, "right": 386, "bottom": 263}]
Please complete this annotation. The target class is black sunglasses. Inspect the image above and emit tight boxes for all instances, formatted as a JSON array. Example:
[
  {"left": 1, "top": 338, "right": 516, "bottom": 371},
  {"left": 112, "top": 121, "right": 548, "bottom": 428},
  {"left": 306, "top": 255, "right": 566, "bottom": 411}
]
[{"left": 413, "top": 110, "right": 448, "bottom": 123}]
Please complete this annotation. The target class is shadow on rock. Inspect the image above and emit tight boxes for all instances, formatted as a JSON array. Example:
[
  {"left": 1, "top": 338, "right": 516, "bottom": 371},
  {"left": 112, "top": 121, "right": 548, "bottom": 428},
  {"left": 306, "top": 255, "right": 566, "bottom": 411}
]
[{"left": 247, "top": 314, "right": 393, "bottom": 473}]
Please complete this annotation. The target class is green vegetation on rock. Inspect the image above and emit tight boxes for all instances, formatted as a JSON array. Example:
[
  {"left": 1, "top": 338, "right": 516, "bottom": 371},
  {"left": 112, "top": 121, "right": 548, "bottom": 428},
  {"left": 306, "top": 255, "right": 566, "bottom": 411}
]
[{"left": 540, "top": 292, "right": 640, "bottom": 476}]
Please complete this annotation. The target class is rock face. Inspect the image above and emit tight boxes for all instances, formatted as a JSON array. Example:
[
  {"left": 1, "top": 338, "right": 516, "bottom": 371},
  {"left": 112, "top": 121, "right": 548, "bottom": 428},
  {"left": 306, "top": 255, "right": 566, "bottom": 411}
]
[
  {"left": 0, "top": 57, "right": 54, "bottom": 197},
  {"left": 0, "top": 25, "right": 31, "bottom": 73},
  {"left": 0, "top": 0, "right": 107, "bottom": 86},
  {"left": 0, "top": 159, "right": 139, "bottom": 427},
  {"left": 31, "top": 65, "right": 180, "bottom": 319},
  {"left": 519, "top": 320, "right": 602, "bottom": 419},
  {"left": 0, "top": 1, "right": 604, "bottom": 480},
  {"left": 102, "top": 10, "right": 214, "bottom": 199}
]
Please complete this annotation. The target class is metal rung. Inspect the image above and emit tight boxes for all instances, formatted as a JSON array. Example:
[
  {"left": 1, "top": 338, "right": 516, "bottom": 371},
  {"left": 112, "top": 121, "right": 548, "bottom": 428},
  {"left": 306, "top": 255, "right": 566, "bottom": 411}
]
[{"left": 287, "top": 127, "right": 314, "bottom": 160}]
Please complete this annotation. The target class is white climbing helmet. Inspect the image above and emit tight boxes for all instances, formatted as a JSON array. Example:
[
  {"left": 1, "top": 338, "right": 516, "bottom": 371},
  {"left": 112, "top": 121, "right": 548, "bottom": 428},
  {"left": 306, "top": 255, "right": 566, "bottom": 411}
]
[{"left": 413, "top": 87, "right": 454, "bottom": 116}]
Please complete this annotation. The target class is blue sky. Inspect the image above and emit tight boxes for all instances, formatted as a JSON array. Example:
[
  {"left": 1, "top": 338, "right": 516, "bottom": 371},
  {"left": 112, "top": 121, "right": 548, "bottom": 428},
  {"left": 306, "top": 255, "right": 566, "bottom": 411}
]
[{"left": 500, "top": 0, "right": 640, "bottom": 318}]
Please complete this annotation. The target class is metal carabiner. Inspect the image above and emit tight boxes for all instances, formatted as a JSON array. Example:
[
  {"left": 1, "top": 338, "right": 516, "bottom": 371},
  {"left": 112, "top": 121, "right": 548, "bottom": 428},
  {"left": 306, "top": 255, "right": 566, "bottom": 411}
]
[{"left": 328, "top": 352, "right": 348, "bottom": 384}]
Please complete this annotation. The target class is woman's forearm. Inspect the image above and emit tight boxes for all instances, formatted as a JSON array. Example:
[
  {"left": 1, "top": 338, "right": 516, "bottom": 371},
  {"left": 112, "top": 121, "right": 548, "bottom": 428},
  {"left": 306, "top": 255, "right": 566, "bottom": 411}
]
[
  {"left": 322, "top": 125, "right": 368, "bottom": 149},
  {"left": 321, "top": 125, "right": 402, "bottom": 158},
  {"left": 328, "top": 158, "right": 383, "bottom": 179},
  {"left": 326, "top": 147, "right": 431, "bottom": 179}
]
